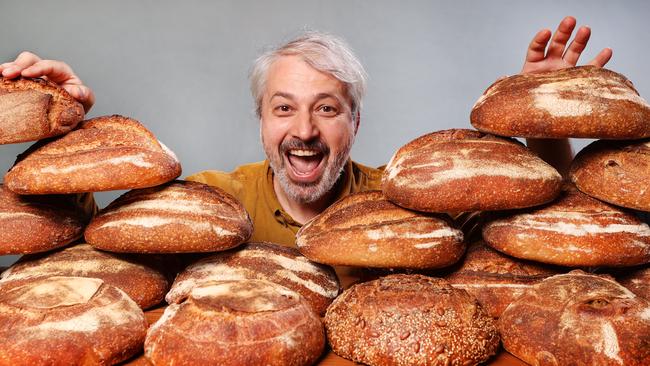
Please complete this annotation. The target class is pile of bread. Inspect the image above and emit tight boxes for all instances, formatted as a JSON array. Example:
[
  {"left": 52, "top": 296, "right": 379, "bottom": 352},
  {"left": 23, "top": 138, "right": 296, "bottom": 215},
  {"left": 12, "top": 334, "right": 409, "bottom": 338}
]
[{"left": 0, "top": 65, "right": 648, "bottom": 366}]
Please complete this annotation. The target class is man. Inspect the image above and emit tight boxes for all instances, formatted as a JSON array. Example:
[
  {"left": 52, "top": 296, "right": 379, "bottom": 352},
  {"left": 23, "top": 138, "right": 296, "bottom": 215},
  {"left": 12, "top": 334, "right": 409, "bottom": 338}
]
[{"left": 0, "top": 17, "right": 612, "bottom": 247}]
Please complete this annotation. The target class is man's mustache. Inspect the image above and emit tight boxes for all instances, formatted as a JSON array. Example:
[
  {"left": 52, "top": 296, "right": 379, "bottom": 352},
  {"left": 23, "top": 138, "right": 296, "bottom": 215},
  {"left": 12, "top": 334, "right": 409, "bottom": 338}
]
[{"left": 280, "top": 139, "right": 330, "bottom": 156}]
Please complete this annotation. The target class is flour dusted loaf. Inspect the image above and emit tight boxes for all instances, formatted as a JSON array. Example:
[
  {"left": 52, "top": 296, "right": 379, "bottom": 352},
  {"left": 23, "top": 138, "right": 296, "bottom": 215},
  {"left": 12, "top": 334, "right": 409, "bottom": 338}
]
[
  {"left": 499, "top": 271, "right": 650, "bottom": 366},
  {"left": 0, "top": 184, "right": 88, "bottom": 254},
  {"left": 444, "top": 241, "right": 562, "bottom": 318},
  {"left": 324, "top": 274, "right": 499, "bottom": 366},
  {"left": 166, "top": 242, "right": 339, "bottom": 315},
  {"left": 296, "top": 190, "right": 465, "bottom": 269},
  {"left": 0, "top": 243, "right": 170, "bottom": 309},
  {"left": 471, "top": 66, "right": 650, "bottom": 139},
  {"left": 0, "top": 276, "right": 147, "bottom": 366},
  {"left": 382, "top": 129, "right": 562, "bottom": 212},
  {"left": 570, "top": 138, "right": 650, "bottom": 211},
  {"left": 4, "top": 115, "right": 181, "bottom": 194},
  {"left": 483, "top": 187, "right": 650, "bottom": 267},
  {"left": 145, "top": 279, "right": 324, "bottom": 366},
  {"left": 0, "top": 77, "right": 84, "bottom": 144},
  {"left": 85, "top": 180, "right": 251, "bottom": 253},
  {"left": 615, "top": 265, "right": 650, "bottom": 300}
]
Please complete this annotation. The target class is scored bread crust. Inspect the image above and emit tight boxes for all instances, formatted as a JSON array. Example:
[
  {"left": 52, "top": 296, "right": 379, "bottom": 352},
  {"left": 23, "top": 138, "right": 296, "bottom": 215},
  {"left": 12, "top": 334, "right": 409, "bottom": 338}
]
[
  {"left": 614, "top": 265, "right": 650, "bottom": 301},
  {"left": 4, "top": 115, "right": 182, "bottom": 194},
  {"left": 471, "top": 66, "right": 650, "bottom": 139},
  {"left": 382, "top": 129, "right": 562, "bottom": 212},
  {"left": 296, "top": 190, "right": 465, "bottom": 269},
  {"left": 0, "top": 77, "right": 84, "bottom": 144}
]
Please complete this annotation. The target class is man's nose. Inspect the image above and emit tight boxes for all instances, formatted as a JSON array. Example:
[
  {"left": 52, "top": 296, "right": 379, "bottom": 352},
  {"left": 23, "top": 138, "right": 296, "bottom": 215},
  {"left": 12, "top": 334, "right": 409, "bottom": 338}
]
[{"left": 291, "top": 110, "right": 319, "bottom": 141}]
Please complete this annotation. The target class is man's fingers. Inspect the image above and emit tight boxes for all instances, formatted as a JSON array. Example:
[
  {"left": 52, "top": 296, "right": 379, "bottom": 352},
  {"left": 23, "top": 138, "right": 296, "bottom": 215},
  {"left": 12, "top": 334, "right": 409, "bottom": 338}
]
[
  {"left": 63, "top": 85, "right": 95, "bottom": 113},
  {"left": 588, "top": 48, "right": 613, "bottom": 68},
  {"left": 524, "top": 29, "right": 552, "bottom": 63},
  {"left": 13, "top": 51, "right": 42, "bottom": 69},
  {"left": 546, "top": 16, "right": 577, "bottom": 59},
  {"left": 21, "top": 60, "right": 79, "bottom": 84},
  {"left": 563, "top": 26, "right": 591, "bottom": 66}
]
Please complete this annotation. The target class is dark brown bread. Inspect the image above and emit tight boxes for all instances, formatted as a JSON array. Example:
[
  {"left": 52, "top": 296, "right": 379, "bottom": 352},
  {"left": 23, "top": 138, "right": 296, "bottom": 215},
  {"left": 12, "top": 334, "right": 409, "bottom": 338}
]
[
  {"left": 4, "top": 115, "right": 181, "bottom": 194},
  {"left": 499, "top": 271, "right": 650, "bottom": 366},
  {"left": 483, "top": 187, "right": 650, "bottom": 267},
  {"left": 382, "top": 129, "right": 562, "bottom": 212},
  {"left": 166, "top": 242, "right": 339, "bottom": 316},
  {"left": 444, "top": 241, "right": 562, "bottom": 318},
  {"left": 296, "top": 190, "right": 465, "bottom": 269},
  {"left": 0, "top": 77, "right": 84, "bottom": 144},
  {"left": 471, "top": 66, "right": 650, "bottom": 139},
  {"left": 0, "top": 184, "right": 89, "bottom": 255},
  {"left": 145, "top": 279, "right": 325, "bottom": 366},
  {"left": 0, "top": 276, "right": 147, "bottom": 366},
  {"left": 325, "top": 274, "right": 499, "bottom": 366},
  {"left": 85, "top": 180, "right": 252, "bottom": 253},
  {"left": 570, "top": 138, "right": 650, "bottom": 211},
  {"left": 614, "top": 265, "right": 650, "bottom": 301},
  {"left": 0, "top": 243, "right": 170, "bottom": 309}
]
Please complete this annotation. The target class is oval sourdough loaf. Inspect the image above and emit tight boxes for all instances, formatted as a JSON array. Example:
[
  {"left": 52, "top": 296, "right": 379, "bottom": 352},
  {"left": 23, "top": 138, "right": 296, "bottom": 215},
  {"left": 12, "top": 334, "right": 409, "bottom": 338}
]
[
  {"left": 614, "top": 265, "right": 650, "bottom": 301},
  {"left": 570, "top": 138, "right": 650, "bottom": 211},
  {"left": 483, "top": 187, "right": 650, "bottom": 267},
  {"left": 296, "top": 190, "right": 465, "bottom": 269},
  {"left": 499, "top": 271, "right": 650, "bottom": 366},
  {"left": 0, "top": 276, "right": 147, "bottom": 366},
  {"left": 471, "top": 66, "right": 650, "bottom": 139},
  {"left": 4, "top": 114, "right": 181, "bottom": 194},
  {"left": 0, "top": 77, "right": 84, "bottom": 144},
  {"left": 0, "top": 184, "right": 89, "bottom": 255},
  {"left": 166, "top": 242, "right": 339, "bottom": 315},
  {"left": 85, "top": 180, "right": 252, "bottom": 253},
  {"left": 382, "top": 129, "right": 562, "bottom": 212},
  {"left": 324, "top": 274, "right": 499, "bottom": 366},
  {"left": 145, "top": 279, "right": 324, "bottom": 366}
]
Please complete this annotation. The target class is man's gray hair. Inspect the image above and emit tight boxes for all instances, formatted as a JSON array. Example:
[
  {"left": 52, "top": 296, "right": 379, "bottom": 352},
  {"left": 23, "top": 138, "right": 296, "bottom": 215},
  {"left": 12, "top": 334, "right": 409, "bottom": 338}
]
[{"left": 250, "top": 31, "right": 367, "bottom": 118}]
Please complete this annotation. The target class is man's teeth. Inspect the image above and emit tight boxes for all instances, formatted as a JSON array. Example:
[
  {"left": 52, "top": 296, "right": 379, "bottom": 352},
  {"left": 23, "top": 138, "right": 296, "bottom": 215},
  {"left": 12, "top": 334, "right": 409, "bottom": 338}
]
[{"left": 289, "top": 149, "right": 319, "bottom": 157}]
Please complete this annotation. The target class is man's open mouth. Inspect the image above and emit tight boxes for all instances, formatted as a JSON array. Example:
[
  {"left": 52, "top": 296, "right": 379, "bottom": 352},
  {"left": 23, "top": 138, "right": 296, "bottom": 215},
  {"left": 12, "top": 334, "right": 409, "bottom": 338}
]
[{"left": 285, "top": 148, "right": 326, "bottom": 183}]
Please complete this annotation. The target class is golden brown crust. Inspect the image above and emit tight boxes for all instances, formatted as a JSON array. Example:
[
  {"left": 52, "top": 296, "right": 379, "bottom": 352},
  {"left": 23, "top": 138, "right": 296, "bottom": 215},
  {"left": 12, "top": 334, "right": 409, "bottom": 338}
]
[
  {"left": 499, "top": 270, "right": 650, "bottom": 366},
  {"left": 85, "top": 180, "right": 252, "bottom": 253},
  {"left": 144, "top": 280, "right": 325, "bottom": 366},
  {"left": 614, "top": 265, "right": 650, "bottom": 301},
  {"left": 4, "top": 115, "right": 181, "bottom": 194},
  {"left": 471, "top": 66, "right": 650, "bottom": 139},
  {"left": 324, "top": 274, "right": 500, "bottom": 366},
  {"left": 0, "top": 77, "right": 84, "bottom": 144},
  {"left": 570, "top": 138, "right": 650, "bottom": 211},
  {"left": 382, "top": 129, "right": 562, "bottom": 212},
  {"left": 296, "top": 190, "right": 465, "bottom": 269}
]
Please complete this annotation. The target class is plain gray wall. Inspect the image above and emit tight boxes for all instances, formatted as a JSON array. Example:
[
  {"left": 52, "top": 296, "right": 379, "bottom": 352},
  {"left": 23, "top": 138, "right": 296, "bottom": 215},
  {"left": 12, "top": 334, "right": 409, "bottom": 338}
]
[{"left": 1, "top": 0, "right": 649, "bottom": 266}]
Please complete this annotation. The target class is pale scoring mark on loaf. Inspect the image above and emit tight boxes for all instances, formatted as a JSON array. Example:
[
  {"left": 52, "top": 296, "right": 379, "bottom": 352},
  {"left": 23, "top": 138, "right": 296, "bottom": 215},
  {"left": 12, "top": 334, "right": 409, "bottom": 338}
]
[
  {"left": 191, "top": 281, "right": 298, "bottom": 312},
  {"left": 157, "top": 139, "right": 179, "bottom": 163},
  {"left": 640, "top": 307, "right": 650, "bottom": 320},
  {"left": 368, "top": 243, "right": 378, "bottom": 252},
  {"left": 491, "top": 215, "right": 650, "bottom": 237},
  {"left": 98, "top": 216, "right": 236, "bottom": 236},
  {"left": 595, "top": 322, "right": 623, "bottom": 364},
  {"left": 103, "top": 199, "right": 231, "bottom": 217},
  {"left": 451, "top": 283, "right": 532, "bottom": 289},
  {"left": 365, "top": 227, "right": 462, "bottom": 241},
  {"left": 10, "top": 277, "right": 102, "bottom": 309},
  {"left": 0, "top": 212, "right": 42, "bottom": 219},
  {"left": 39, "top": 153, "right": 153, "bottom": 174},
  {"left": 0, "top": 259, "right": 134, "bottom": 283}
]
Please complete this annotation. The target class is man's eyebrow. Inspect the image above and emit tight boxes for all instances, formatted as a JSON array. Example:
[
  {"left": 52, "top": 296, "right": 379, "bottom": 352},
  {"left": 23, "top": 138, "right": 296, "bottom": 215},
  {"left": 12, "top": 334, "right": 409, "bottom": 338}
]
[
  {"left": 270, "top": 92, "right": 295, "bottom": 101},
  {"left": 314, "top": 93, "right": 343, "bottom": 103}
]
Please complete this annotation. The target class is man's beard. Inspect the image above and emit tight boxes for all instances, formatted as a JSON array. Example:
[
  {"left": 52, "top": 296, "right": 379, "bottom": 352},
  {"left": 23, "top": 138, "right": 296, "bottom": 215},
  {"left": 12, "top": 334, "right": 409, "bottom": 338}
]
[{"left": 264, "top": 135, "right": 353, "bottom": 204}]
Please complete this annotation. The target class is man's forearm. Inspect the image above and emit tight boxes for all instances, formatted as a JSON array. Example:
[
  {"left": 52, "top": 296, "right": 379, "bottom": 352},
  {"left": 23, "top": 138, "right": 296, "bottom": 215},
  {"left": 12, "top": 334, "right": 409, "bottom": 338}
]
[{"left": 526, "top": 138, "right": 573, "bottom": 178}]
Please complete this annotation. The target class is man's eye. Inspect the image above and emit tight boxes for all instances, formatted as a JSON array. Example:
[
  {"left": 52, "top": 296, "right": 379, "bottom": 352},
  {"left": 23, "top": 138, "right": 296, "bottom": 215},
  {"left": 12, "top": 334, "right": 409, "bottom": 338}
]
[
  {"left": 275, "top": 105, "right": 292, "bottom": 113},
  {"left": 318, "top": 105, "right": 338, "bottom": 115}
]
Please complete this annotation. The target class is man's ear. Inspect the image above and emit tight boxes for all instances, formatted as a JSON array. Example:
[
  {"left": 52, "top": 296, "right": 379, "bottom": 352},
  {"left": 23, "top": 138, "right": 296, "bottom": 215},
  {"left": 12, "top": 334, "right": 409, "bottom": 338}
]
[{"left": 354, "top": 111, "right": 360, "bottom": 135}]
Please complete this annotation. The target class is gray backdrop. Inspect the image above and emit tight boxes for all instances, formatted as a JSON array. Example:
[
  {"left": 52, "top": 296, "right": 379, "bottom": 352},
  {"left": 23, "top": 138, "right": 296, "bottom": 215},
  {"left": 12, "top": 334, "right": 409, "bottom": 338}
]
[{"left": 1, "top": 0, "right": 648, "bottom": 266}]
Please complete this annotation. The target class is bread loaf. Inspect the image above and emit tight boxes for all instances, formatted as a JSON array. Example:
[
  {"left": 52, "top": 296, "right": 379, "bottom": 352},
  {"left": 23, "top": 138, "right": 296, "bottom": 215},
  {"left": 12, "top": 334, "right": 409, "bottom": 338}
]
[
  {"left": 0, "top": 77, "right": 84, "bottom": 144},
  {"left": 325, "top": 274, "right": 499, "bottom": 366},
  {"left": 85, "top": 180, "right": 252, "bottom": 253},
  {"left": 471, "top": 66, "right": 650, "bottom": 139},
  {"left": 166, "top": 242, "right": 339, "bottom": 315},
  {"left": 382, "top": 129, "right": 562, "bottom": 212},
  {"left": 145, "top": 279, "right": 324, "bottom": 366},
  {"left": 499, "top": 271, "right": 650, "bottom": 366},
  {"left": 0, "top": 276, "right": 147, "bottom": 366},
  {"left": 614, "top": 265, "right": 650, "bottom": 301},
  {"left": 483, "top": 187, "right": 650, "bottom": 267},
  {"left": 4, "top": 115, "right": 181, "bottom": 194},
  {"left": 0, "top": 184, "right": 88, "bottom": 255},
  {"left": 296, "top": 190, "right": 465, "bottom": 269},
  {"left": 570, "top": 138, "right": 650, "bottom": 211}
]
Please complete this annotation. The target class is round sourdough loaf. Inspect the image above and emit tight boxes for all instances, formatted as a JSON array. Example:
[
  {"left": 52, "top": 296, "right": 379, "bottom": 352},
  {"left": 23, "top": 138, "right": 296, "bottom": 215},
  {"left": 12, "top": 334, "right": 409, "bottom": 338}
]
[
  {"left": 482, "top": 187, "right": 650, "bottom": 267},
  {"left": 324, "top": 274, "right": 499, "bottom": 366},
  {"left": 166, "top": 242, "right": 339, "bottom": 315},
  {"left": 0, "top": 184, "right": 89, "bottom": 255},
  {"left": 570, "top": 138, "right": 650, "bottom": 211},
  {"left": 85, "top": 180, "right": 252, "bottom": 253},
  {"left": 499, "top": 271, "right": 650, "bottom": 366},
  {"left": 0, "top": 243, "right": 170, "bottom": 309},
  {"left": 4, "top": 114, "right": 181, "bottom": 194},
  {"left": 0, "top": 77, "right": 84, "bottom": 145},
  {"left": 296, "top": 190, "right": 465, "bottom": 269},
  {"left": 145, "top": 279, "right": 324, "bottom": 366},
  {"left": 382, "top": 129, "right": 562, "bottom": 212},
  {"left": 470, "top": 66, "right": 650, "bottom": 139},
  {"left": 443, "top": 241, "right": 562, "bottom": 318},
  {"left": 0, "top": 276, "right": 147, "bottom": 366},
  {"left": 614, "top": 265, "right": 650, "bottom": 301}
]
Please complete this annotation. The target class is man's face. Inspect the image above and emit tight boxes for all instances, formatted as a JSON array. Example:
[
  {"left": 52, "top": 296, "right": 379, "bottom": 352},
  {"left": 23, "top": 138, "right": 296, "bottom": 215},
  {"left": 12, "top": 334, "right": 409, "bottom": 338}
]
[{"left": 260, "top": 55, "right": 356, "bottom": 204}]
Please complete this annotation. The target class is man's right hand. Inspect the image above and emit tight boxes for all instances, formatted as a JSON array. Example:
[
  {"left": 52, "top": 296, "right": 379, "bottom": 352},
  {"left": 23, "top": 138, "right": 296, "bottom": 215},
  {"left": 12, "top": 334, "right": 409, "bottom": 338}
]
[{"left": 0, "top": 51, "right": 95, "bottom": 113}]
